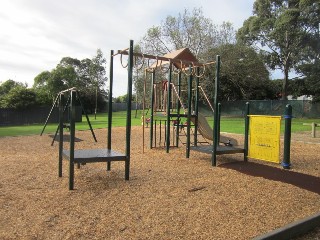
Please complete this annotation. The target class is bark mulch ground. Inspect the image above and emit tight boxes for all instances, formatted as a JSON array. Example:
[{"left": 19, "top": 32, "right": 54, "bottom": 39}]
[{"left": 0, "top": 127, "right": 319, "bottom": 239}]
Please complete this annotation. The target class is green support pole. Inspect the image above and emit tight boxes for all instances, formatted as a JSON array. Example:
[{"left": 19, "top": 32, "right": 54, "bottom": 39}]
[
  {"left": 186, "top": 66, "right": 192, "bottom": 158},
  {"left": 150, "top": 70, "right": 155, "bottom": 149},
  {"left": 212, "top": 55, "right": 220, "bottom": 167},
  {"left": 125, "top": 40, "right": 134, "bottom": 180},
  {"left": 175, "top": 71, "right": 182, "bottom": 147},
  {"left": 107, "top": 50, "right": 114, "bottom": 171},
  {"left": 166, "top": 63, "right": 172, "bottom": 153},
  {"left": 282, "top": 104, "right": 292, "bottom": 169},
  {"left": 217, "top": 103, "right": 221, "bottom": 144},
  {"left": 58, "top": 93, "right": 64, "bottom": 177},
  {"left": 194, "top": 67, "right": 200, "bottom": 146},
  {"left": 69, "top": 90, "right": 76, "bottom": 190},
  {"left": 244, "top": 102, "right": 250, "bottom": 162}
]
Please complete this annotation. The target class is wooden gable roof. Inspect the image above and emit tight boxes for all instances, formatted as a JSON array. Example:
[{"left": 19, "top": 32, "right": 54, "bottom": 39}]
[{"left": 150, "top": 48, "right": 198, "bottom": 69}]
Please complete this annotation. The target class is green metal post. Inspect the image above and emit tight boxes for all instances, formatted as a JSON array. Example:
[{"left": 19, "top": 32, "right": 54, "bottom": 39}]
[
  {"left": 154, "top": 120, "right": 157, "bottom": 147},
  {"left": 150, "top": 70, "right": 155, "bottom": 149},
  {"left": 108, "top": 50, "right": 114, "bottom": 149},
  {"left": 212, "top": 55, "right": 220, "bottom": 166},
  {"left": 175, "top": 71, "right": 182, "bottom": 147},
  {"left": 217, "top": 103, "right": 221, "bottom": 144},
  {"left": 194, "top": 67, "right": 200, "bottom": 146},
  {"left": 69, "top": 90, "right": 76, "bottom": 190},
  {"left": 125, "top": 40, "right": 134, "bottom": 180},
  {"left": 186, "top": 66, "right": 192, "bottom": 158},
  {"left": 282, "top": 104, "right": 292, "bottom": 169},
  {"left": 107, "top": 50, "right": 114, "bottom": 171},
  {"left": 244, "top": 102, "right": 250, "bottom": 162},
  {"left": 58, "top": 93, "right": 64, "bottom": 177},
  {"left": 166, "top": 63, "right": 172, "bottom": 153}
]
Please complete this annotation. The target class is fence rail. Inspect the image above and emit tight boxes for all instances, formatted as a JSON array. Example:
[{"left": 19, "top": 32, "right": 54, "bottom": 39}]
[
  {"left": 222, "top": 100, "right": 320, "bottom": 118},
  {"left": 1, "top": 101, "right": 318, "bottom": 126},
  {"left": 199, "top": 100, "right": 320, "bottom": 118},
  {"left": 0, "top": 102, "right": 143, "bottom": 126},
  {"left": 0, "top": 106, "right": 82, "bottom": 126}
]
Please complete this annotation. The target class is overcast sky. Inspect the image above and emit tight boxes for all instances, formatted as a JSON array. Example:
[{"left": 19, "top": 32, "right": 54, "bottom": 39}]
[{"left": 1, "top": 0, "right": 256, "bottom": 97}]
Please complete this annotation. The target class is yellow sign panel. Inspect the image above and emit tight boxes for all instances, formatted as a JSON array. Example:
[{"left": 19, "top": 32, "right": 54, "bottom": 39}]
[{"left": 248, "top": 115, "right": 281, "bottom": 163}]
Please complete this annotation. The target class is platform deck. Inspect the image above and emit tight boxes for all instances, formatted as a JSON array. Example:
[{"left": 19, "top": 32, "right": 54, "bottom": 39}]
[{"left": 62, "top": 149, "right": 127, "bottom": 163}]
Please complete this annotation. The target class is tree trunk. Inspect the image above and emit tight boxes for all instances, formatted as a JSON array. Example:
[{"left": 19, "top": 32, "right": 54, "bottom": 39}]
[{"left": 282, "top": 64, "right": 289, "bottom": 100}]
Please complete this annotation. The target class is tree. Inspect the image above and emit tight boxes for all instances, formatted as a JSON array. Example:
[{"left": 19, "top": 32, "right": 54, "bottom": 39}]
[
  {"left": 139, "top": 8, "right": 236, "bottom": 61},
  {"left": 33, "top": 66, "right": 78, "bottom": 103},
  {"left": 33, "top": 71, "right": 53, "bottom": 105},
  {"left": 74, "top": 50, "right": 107, "bottom": 114},
  {"left": 135, "top": 8, "right": 237, "bottom": 104},
  {"left": 205, "top": 44, "right": 273, "bottom": 101},
  {"left": 0, "top": 80, "right": 27, "bottom": 107},
  {"left": 0, "top": 79, "right": 24, "bottom": 95},
  {"left": 296, "top": 61, "right": 320, "bottom": 101},
  {"left": 1, "top": 86, "right": 37, "bottom": 109},
  {"left": 33, "top": 50, "right": 108, "bottom": 113},
  {"left": 89, "top": 49, "right": 107, "bottom": 117},
  {"left": 237, "top": 0, "right": 320, "bottom": 99}
]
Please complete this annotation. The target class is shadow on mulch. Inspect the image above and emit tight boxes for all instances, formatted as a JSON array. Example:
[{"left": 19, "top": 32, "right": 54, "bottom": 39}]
[
  {"left": 219, "top": 161, "right": 320, "bottom": 195},
  {"left": 49, "top": 134, "right": 83, "bottom": 143}
]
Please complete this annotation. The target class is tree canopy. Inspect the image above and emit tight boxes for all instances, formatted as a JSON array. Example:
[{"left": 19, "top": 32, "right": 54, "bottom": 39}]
[
  {"left": 134, "top": 8, "right": 239, "bottom": 105},
  {"left": 135, "top": 7, "right": 274, "bottom": 103},
  {"left": 0, "top": 79, "right": 24, "bottom": 96},
  {"left": 139, "top": 8, "right": 236, "bottom": 61},
  {"left": 0, "top": 80, "right": 37, "bottom": 109},
  {"left": 237, "top": 0, "right": 320, "bottom": 99},
  {"left": 203, "top": 43, "right": 274, "bottom": 101},
  {"left": 33, "top": 49, "right": 108, "bottom": 113}
]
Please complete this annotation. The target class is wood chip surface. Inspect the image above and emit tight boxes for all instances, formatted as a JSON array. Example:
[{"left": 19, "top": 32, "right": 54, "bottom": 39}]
[{"left": 0, "top": 127, "right": 319, "bottom": 239}]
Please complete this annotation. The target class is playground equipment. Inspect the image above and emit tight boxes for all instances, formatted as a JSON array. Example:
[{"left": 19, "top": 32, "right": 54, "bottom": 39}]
[
  {"left": 115, "top": 47, "right": 224, "bottom": 155},
  {"left": 129, "top": 47, "right": 293, "bottom": 168},
  {"left": 55, "top": 40, "right": 292, "bottom": 190},
  {"left": 58, "top": 40, "right": 134, "bottom": 190},
  {"left": 116, "top": 47, "right": 253, "bottom": 163},
  {"left": 40, "top": 87, "right": 97, "bottom": 146},
  {"left": 138, "top": 49, "right": 232, "bottom": 156},
  {"left": 191, "top": 112, "right": 237, "bottom": 145}
]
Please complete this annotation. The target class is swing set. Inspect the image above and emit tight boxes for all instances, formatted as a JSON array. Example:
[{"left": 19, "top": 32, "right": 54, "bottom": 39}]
[{"left": 40, "top": 87, "right": 97, "bottom": 146}]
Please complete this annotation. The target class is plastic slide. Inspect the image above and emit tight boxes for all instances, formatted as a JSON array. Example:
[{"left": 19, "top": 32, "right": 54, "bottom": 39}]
[{"left": 192, "top": 112, "right": 238, "bottom": 146}]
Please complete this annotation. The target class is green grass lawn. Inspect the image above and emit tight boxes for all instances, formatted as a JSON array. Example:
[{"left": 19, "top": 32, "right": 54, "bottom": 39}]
[
  {"left": 0, "top": 110, "right": 318, "bottom": 137},
  {"left": 217, "top": 117, "right": 319, "bottom": 135},
  {"left": 0, "top": 111, "right": 147, "bottom": 137}
]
